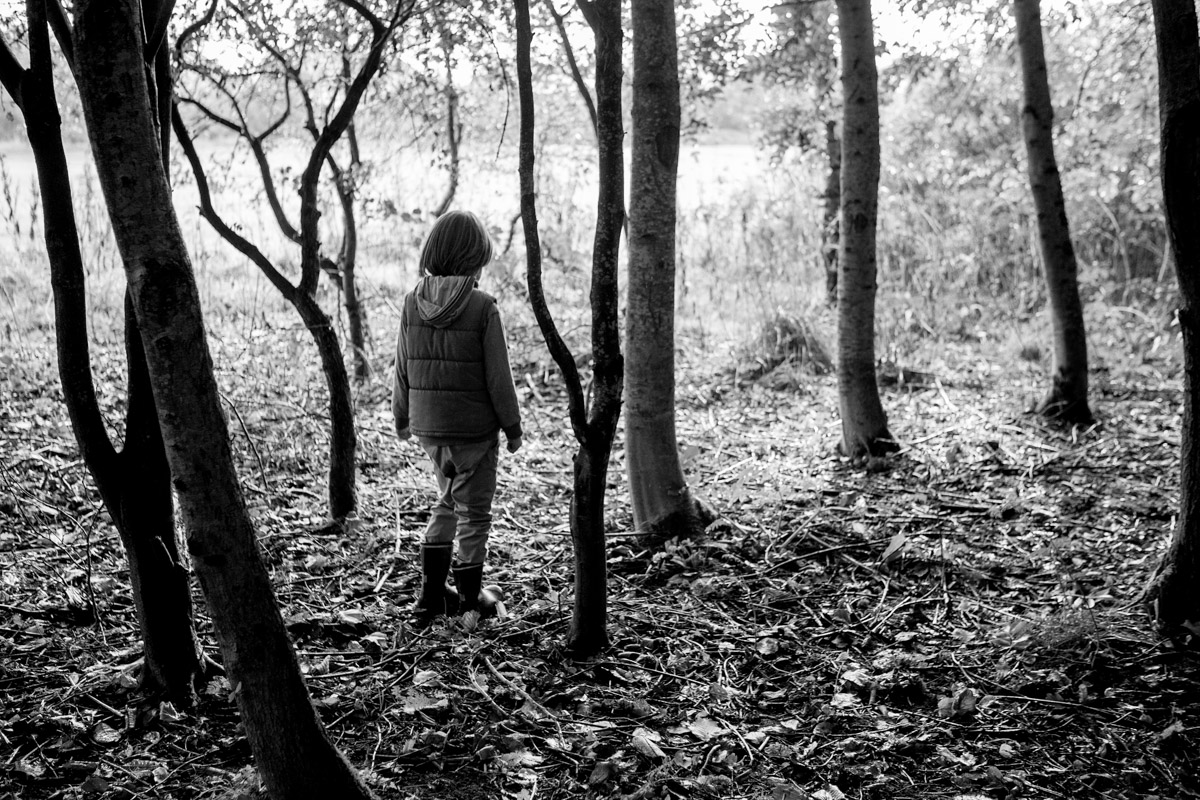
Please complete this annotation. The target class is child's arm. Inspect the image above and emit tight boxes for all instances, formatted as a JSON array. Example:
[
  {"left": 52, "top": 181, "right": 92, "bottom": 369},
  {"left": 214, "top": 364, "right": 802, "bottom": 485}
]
[
  {"left": 482, "top": 306, "right": 523, "bottom": 447},
  {"left": 392, "top": 303, "right": 412, "bottom": 440}
]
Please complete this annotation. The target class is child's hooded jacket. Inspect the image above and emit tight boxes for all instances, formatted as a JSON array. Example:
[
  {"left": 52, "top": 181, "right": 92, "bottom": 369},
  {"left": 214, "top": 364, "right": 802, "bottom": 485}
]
[{"left": 393, "top": 275, "right": 522, "bottom": 445}]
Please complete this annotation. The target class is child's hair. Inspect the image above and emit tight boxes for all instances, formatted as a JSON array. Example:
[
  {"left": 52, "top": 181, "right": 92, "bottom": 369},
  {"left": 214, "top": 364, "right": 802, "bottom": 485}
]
[{"left": 419, "top": 210, "right": 494, "bottom": 277}]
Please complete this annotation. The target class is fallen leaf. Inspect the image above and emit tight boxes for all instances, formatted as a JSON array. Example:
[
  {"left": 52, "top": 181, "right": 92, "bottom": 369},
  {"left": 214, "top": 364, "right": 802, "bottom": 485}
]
[
  {"left": 588, "top": 760, "right": 617, "bottom": 786},
  {"left": 91, "top": 722, "right": 121, "bottom": 746},
  {"left": 687, "top": 714, "right": 728, "bottom": 741},
  {"left": 632, "top": 727, "right": 667, "bottom": 760},
  {"left": 400, "top": 691, "right": 446, "bottom": 714}
]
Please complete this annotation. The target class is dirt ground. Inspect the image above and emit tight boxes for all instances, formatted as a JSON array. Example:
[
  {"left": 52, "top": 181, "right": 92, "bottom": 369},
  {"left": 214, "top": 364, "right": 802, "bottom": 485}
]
[{"left": 3, "top": 302, "right": 1199, "bottom": 800}]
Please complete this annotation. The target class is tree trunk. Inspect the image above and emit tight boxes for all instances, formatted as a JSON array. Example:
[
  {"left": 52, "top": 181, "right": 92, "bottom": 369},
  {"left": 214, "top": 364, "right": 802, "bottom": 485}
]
[
  {"left": 293, "top": 291, "right": 359, "bottom": 523},
  {"left": 570, "top": 0, "right": 625, "bottom": 657},
  {"left": 515, "top": 0, "right": 624, "bottom": 657},
  {"left": 1145, "top": 0, "right": 1200, "bottom": 635},
  {"left": 115, "top": 293, "right": 206, "bottom": 703},
  {"left": 1014, "top": 0, "right": 1092, "bottom": 424},
  {"left": 835, "top": 0, "right": 897, "bottom": 461},
  {"left": 326, "top": 146, "right": 370, "bottom": 383},
  {"left": 431, "top": 32, "right": 462, "bottom": 218},
  {"left": 13, "top": 5, "right": 204, "bottom": 708},
  {"left": 626, "top": 0, "right": 708, "bottom": 538},
  {"left": 73, "top": 4, "right": 375, "bottom": 797},
  {"left": 822, "top": 118, "right": 841, "bottom": 305},
  {"left": 569, "top": 447, "right": 611, "bottom": 656}
]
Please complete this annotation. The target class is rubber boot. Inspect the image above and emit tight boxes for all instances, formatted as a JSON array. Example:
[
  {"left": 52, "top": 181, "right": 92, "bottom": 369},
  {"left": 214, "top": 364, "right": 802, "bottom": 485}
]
[
  {"left": 452, "top": 562, "right": 500, "bottom": 618},
  {"left": 409, "top": 544, "right": 459, "bottom": 627}
]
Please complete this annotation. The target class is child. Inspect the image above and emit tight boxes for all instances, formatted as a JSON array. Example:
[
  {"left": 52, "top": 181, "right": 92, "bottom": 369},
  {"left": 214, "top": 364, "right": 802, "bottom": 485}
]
[{"left": 393, "top": 210, "right": 523, "bottom": 626}]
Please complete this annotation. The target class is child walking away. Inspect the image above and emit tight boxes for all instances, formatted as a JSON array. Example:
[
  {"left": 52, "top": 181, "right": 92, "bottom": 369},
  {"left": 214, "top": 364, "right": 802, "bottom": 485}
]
[{"left": 393, "top": 210, "right": 523, "bottom": 627}]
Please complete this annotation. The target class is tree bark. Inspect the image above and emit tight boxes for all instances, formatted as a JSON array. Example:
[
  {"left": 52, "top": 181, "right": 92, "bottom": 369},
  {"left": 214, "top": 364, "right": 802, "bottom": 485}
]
[
  {"left": 1014, "top": 0, "right": 1092, "bottom": 424},
  {"left": 73, "top": 3, "right": 375, "bottom": 797},
  {"left": 835, "top": 0, "right": 897, "bottom": 460},
  {"left": 626, "top": 0, "right": 708, "bottom": 537},
  {"left": 1145, "top": 0, "right": 1200, "bottom": 635},
  {"left": 822, "top": 118, "right": 841, "bottom": 305},
  {"left": 572, "top": 0, "right": 624, "bottom": 657},
  {"left": 9, "top": 1, "right": 204, "bottom": 708},
  {"left": 294, "top": 290, "right": 359, "bottom": 519}
]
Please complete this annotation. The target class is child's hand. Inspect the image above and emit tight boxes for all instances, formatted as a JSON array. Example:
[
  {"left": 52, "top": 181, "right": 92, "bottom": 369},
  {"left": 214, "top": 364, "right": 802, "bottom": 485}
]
[
  {"left": 397, "top": 427, "right": 412, "bottom": 441},
  {"left": 506, "top": 436, "right": 522, "bottom": 453}
]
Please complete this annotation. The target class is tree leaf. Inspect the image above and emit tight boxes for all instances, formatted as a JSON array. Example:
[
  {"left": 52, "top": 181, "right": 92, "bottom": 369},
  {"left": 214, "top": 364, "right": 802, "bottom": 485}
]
[{"left": 687, "top": 714, "right": 728, "bottom": 741}]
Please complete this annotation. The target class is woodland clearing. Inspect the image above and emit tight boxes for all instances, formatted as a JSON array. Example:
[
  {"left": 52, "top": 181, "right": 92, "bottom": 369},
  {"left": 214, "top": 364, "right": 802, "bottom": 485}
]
[{"left": 1, "top": 263, "right": 1196, "bottom": 798}]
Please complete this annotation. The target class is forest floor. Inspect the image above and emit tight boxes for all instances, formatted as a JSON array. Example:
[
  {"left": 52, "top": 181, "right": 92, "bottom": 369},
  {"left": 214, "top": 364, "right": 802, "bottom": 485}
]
[{"left": 2, "top": 292, "right": 1199, "bottom": 800}]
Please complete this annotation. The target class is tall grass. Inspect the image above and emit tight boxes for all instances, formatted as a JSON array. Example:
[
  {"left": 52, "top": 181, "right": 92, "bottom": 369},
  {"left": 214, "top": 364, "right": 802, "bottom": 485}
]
[{"left": 0, "top": 129, "right": 1180, "bottom": 394}]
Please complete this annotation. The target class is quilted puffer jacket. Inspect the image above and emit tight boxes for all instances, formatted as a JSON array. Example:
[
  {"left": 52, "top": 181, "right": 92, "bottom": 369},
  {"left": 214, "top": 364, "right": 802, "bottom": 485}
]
[{"left": 392, "top": 275, "right": 522, "bottom": 444}]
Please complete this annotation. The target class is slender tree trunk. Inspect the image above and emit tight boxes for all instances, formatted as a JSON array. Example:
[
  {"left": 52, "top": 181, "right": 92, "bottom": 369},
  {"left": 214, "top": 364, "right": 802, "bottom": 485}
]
[
  {"left": 547, "top": 0, "right": 600, "bottom": 140},
  {"left": 326, "top": 144, "right": 370, "bottom": 382},
  {"left": 12, "top": 4, "right": 204, "bottom": 708},
  {"left": 515, "top": 0, "right": 624, "bottom": 657},
  {"left": 73, "top": 4, "right": 375, "bottom": 797},
  {"left": 431, "top": 33, "right": 462, "bottom": 217},
  {"left": 293, "top": 291, "right": 358, "bottom": 522},
  {"left": 569, "top": 448, "right": 610, "bottom": 655},
  {"left": 822, "top": 118, "right": 841, "bottom": 305},
  {"left": 835, "top": 0, "right": 897, "bottom": 460},
  {"left": 1145, "top": 0, "right": 1200, "bottom": 634},
  {"left": 115, "top": 294, "right": 205, "bottom": 703},
  {"left": 1014, "top": 0, "right": 1091, "bottom": 424},
  {"left": 626, "top": 0, "right": 708, "bottom": 537},
  {"left": 173, "top": 108, "right": 360, "bottom": 524},
  {"left": 571, "top": 0, "right": 624, "bottom": 656}
]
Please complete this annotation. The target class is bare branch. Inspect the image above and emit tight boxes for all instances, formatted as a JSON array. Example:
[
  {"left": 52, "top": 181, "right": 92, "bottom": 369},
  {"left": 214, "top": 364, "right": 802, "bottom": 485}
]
[
  {"left": 337, "top": 0, "right": 386, "bottom": 34},
  {"left": 297, "top": 0, "right": 413, "bottom": 296},
  {"left": 172, "top": 103, "right": 299, "bottom": 302},
  {"left": 178, "top": 92, "right": 302, "bottom": 243},
  {"left": 553, "top": 0, "right": 598, "bottom": 139},
  {"left": 176, "top": 0, "right": 219, "bottom": 57},
  {"left": 515, "top": 0, "right": 589, "bottom": 443}
]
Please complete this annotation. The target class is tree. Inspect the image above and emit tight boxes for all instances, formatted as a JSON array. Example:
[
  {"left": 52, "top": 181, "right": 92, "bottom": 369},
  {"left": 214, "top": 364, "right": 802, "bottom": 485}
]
[
  {"left": 752, "top": 0, "right": 841, "bottom": 303},
  {"left": 543, "top": 0, "right": 600, "bottom": 140},
  {"left": 430, "top": 21, "right": 464, "bottom": 216},
  {"left": 1144, "top": 0, "right": 1200, "bottom": 637},
  {"left": 625, "top": 0, "right": 711, "bottom": 537},
  {"left": 1014, "top": 0, "right": 1091, "bottom": 424},
  {"left": 515, "top": 0, "right": 624, "bottom": 657},
  {"left": 0, "top": 0, "right": 205, "bottom": 707},
  {"left": 66, "top": 1, "right": 377, "bottom": 796},
  {"left": 834, "top": 0, "right": 898, "bottom": 460},
  {"left": 173, "top": 0, "right": 413, "bottom": 523}
]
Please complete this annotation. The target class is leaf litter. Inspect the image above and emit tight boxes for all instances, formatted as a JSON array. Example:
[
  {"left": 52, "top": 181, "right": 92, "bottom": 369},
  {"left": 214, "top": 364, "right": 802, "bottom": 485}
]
[{"left": 1, "top": 310, "right": 1199, "bottom": 800}]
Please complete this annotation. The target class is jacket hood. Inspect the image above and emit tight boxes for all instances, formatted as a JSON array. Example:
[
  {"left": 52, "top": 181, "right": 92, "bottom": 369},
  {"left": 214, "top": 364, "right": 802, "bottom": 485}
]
[{"left": 415, "top": 275, "right": 477, "bottom": 328}]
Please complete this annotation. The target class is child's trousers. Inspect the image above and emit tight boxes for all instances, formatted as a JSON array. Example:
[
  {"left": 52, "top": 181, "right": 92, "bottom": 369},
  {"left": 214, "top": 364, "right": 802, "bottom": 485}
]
[{"left": 420, "top": 438, "right": 499, "bottom": 565}]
